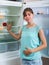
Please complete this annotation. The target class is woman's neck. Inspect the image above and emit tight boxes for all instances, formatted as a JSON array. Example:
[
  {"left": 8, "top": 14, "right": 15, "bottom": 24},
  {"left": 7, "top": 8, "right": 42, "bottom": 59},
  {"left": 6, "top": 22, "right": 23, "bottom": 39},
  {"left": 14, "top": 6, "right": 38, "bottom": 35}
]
[
  {"left": 28, "top": 21, "right": 35, "bottom": 26},
  {"left": 27, "top": 21, "right": 36, "bottom": 28}
]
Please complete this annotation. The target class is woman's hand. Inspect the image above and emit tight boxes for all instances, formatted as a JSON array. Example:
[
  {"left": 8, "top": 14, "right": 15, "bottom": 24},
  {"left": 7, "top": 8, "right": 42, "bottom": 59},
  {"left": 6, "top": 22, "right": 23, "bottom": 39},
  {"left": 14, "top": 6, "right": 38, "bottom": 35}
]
[
  {"left": 23, "top": 48, "right": 32, "bottom": 56},
  {"left": 7, "top": 24, "right": 12, "bottom": 31}
]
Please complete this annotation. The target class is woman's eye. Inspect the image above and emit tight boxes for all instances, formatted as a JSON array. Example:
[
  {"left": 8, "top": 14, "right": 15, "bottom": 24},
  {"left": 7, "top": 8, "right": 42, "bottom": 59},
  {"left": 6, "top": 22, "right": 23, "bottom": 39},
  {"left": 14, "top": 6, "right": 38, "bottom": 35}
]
[
  {"left": 25, "top": 15, "right": 27, "bottom": 16},
  {"left": 24, "top": 15, "right": 27, "bottom": 17},
  {"left": 28, "top": 14, "right": 30, "bottom": 16},
  {"left": 24, "top": 15, "right": 26, "bottom": 17}
]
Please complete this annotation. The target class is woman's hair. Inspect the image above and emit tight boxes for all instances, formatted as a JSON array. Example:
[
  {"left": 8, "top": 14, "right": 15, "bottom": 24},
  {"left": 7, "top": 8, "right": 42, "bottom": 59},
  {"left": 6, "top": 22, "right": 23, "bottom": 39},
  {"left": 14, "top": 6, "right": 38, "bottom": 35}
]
[{"left": 23, "top": 8, "right": 34, "bottom": 17}]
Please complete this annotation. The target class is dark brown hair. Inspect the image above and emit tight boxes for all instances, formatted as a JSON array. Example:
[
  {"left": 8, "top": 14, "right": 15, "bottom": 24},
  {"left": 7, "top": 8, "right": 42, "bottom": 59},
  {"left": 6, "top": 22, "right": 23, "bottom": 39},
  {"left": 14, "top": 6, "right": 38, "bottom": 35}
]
[{"left": 23, "top": 8, "right": 34, "bottom": 17}]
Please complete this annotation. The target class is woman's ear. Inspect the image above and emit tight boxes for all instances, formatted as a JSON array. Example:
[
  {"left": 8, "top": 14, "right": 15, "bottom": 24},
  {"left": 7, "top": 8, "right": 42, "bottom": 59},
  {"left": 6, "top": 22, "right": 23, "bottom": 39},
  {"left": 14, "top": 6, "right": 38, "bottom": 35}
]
[
  {"left": 33, "top": 13, "right": 34, "bottom": 16},
  {"left": 32, "top": 13, "right": 34, "bottom": 18}
]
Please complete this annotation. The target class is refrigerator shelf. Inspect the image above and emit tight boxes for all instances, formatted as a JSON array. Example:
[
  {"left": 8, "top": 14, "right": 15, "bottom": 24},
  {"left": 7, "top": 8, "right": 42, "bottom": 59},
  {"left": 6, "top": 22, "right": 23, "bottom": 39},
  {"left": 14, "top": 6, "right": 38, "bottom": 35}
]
[
  {"left": 0, "top": 15, "right": 21, "bottom": 17},
  {"left": 0, "top": 40, "right": 20, "bottom": 44},
  {"left": 0, "top": 33, "right": 9, "bottom": 35}
]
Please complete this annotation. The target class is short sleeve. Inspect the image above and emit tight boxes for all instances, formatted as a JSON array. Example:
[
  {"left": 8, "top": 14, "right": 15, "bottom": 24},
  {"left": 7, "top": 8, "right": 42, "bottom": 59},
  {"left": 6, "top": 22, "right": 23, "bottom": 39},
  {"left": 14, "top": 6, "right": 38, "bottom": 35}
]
[{"left": 37, "top": 25, "right": 42, "bottom": 33}]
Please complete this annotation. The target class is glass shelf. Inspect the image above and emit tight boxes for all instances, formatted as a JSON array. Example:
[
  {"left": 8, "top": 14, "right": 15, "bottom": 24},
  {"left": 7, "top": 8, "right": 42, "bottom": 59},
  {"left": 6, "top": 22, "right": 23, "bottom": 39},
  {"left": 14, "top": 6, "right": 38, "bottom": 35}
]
[
  {"left": 0, "top": 40, "right": 20, "bottom": 44},
  {"left": 0, "top": 33, "right": 9, "bottom": 35}
]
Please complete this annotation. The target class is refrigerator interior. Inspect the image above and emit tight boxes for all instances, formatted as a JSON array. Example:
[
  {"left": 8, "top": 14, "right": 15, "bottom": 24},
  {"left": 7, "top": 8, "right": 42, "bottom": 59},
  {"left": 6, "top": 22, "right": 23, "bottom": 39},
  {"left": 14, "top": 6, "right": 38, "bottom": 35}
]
[
  {"left": 0, "top": 1, "right": 23, "bottom": 65},
  {"left": 0, "top": 6, "right": 22, "bottom": 51}
]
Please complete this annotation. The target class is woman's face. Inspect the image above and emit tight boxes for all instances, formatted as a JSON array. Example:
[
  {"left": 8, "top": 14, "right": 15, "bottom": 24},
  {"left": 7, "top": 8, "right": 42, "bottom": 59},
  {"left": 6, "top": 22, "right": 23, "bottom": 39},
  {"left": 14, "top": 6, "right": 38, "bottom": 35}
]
[{"left": 24, "top": 11, "right": 34, "bottom": 23}]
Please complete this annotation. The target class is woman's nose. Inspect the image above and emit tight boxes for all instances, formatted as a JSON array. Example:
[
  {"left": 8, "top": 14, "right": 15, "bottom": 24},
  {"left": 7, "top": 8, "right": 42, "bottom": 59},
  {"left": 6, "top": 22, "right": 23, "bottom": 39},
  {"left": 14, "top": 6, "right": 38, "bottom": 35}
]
[{"left": 26, "top": 15, "right": 29, "bottom": 18}]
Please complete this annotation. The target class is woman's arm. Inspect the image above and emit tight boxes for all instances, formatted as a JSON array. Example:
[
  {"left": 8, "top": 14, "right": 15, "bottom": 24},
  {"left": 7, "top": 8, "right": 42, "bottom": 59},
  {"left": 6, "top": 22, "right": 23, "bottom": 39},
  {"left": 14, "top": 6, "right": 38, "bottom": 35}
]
[
  {"left": 23, "top": 29, "right": 47, "bottom": 55},
  {"left": 8, "top": 30, "right": 22, "bottom": 40},
  {"left": 31, "top": 29, "right": 47, "bottom": 52},
  {"left": 7, "top": 24, "right": 22, "bottom": 40}
]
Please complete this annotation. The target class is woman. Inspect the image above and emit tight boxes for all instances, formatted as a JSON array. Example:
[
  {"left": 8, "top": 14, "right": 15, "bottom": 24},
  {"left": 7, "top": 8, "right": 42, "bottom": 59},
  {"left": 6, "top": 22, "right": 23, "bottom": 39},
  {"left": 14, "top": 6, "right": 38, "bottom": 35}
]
[{"left": 7, "top": 8, "right": 47, "bottom": 65}]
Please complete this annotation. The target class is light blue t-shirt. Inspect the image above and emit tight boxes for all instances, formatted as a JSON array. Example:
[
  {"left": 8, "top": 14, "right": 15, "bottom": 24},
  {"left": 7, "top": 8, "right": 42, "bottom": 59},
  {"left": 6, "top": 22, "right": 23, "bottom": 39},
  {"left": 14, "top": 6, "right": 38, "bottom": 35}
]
[{"left": 20, "top": 25, "right": 42, "bottom": 60}]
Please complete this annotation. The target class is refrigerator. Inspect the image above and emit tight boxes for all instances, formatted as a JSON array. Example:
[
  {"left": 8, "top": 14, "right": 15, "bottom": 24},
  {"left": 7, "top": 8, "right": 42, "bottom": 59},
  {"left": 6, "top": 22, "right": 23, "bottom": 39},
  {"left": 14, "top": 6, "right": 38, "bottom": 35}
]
[
  {"left": 0, "top": 1, "right": 23, "bottom": 65},
  {"left": 0, "top": 1, "right": 49, "bottom": 65}
]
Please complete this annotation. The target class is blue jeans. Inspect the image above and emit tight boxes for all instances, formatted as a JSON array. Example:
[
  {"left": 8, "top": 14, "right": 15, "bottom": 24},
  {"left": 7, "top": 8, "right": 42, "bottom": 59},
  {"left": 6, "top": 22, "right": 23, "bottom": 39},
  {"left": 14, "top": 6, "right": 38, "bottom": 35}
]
[{"left": 22, "top": 59, "right": 42, "bottom": 65}]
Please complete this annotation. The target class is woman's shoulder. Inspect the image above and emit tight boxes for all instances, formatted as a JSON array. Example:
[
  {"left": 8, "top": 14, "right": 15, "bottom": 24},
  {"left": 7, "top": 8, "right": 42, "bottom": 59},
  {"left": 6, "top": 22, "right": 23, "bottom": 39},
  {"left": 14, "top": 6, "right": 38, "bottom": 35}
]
[
  {"left": 36, "top": 25, "right": 42, "bottom": 29},
  {"left": 36, "top": 25, "right": 42, "bottom": 33}
]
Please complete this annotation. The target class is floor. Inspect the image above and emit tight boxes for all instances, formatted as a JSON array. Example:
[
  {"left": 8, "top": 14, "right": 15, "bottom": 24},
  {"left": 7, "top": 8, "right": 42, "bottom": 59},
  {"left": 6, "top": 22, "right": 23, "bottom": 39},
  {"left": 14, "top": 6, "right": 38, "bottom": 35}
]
[{"left": 42, "top": 57, "right": 49, "bottom": 65}]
